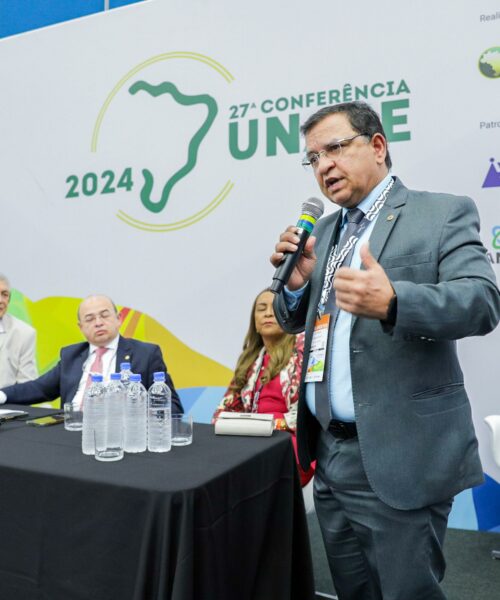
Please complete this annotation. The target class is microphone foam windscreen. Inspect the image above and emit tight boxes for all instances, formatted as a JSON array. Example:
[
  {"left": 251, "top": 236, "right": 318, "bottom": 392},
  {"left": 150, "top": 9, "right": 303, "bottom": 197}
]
[{"left": 301, "top": 197, "right": 324, "bottom": 220}]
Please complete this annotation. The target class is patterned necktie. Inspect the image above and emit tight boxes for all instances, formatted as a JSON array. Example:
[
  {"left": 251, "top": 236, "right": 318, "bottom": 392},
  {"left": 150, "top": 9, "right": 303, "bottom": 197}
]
[
  {"left": 315, "top": 207, "right": 365, "bottom": 430},
  {"left": 85, "top": 347, "right": 108, "bottom": 389}
]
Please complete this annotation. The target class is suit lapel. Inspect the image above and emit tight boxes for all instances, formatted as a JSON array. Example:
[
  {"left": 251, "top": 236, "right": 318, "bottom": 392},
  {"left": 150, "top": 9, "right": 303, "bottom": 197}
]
[
  {"left": 366, "top": 177, "right": 408, "bottom": 262},
  {"left": 350, "top": 178, "right": 407, "bottom": 332},
  {"left": 116, "top": 336, "right": 132, "bottom": 369},
  {"left": 309, "top": 210, "right": 343, "bottom": 315},
  {"left": 0, "top": 315, "right": 11, "bottom": 351},
  {"left": 66, "top": 344, "right": 90, "bottom": 402},
  {"left": 318, "top": 211, "right": 343, "bottom": 271}
]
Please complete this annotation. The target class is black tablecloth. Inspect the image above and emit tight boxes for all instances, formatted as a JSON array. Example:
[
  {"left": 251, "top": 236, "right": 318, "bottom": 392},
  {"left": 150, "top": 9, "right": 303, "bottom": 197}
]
[{"left": 0, "top": 406, "right": 314, "bottom": 600}]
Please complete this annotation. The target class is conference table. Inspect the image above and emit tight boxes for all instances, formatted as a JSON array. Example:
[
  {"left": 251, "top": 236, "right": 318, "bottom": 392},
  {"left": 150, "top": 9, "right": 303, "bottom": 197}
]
[{"left": 0, "top": 405, "right": 315, "bottom": 600}]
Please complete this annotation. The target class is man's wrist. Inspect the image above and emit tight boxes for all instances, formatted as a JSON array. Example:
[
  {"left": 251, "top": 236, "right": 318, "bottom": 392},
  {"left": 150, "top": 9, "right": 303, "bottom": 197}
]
[
  {"left": 383, "top": 292, "right": 398, "bottom": 326},
  {"left": 283, "top": 284, "right": 307, "bottom": 311}
]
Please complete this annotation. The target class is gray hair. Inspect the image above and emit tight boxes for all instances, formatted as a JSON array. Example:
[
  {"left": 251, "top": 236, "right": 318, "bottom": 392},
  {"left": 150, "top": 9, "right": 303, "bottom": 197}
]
[{"left": 0, "top": 274, "right": 11, "bottom": 289}]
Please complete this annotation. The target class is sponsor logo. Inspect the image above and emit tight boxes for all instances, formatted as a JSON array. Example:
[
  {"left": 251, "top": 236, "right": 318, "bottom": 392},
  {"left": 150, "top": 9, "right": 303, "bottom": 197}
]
[
  {"left": 487, "top": 226, "right": 500, "bottom": 264},
  {"left": 478, "top": 47, "right": 500, "bottom": 78},
  {"left": 483, "top": 158, "right": 500, "bottom": 188},
  {"left": 492, "top": 226, "right": 500, "bottom": 249}
]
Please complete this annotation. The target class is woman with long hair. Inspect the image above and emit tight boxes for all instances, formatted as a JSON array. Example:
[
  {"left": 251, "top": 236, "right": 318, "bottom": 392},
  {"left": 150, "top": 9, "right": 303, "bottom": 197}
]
[{"left": 213, "top": 288, "right": 314, "bottom": 486}]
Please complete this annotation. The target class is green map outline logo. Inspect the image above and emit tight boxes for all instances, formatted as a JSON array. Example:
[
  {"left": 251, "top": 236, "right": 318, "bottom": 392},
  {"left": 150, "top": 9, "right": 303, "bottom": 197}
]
[{"left": 91, "top": 52, "right": 235, "bottom": 232}]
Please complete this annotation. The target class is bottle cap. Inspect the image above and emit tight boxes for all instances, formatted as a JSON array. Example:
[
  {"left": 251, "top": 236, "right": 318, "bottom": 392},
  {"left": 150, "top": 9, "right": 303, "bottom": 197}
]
[
  {"left": 110, "top": 373, "right": 121, "bottom": 380},
  {"left": 120, "top": 362, "right": 131, "bottom": 370},
  {"left": 153, "top": 371, "right": 166, "bottom": 382},
  {"left": 91, "top": 374, "right": 104, "bottom": 382},
  {"left": 130, "top": 374, "right": 141, "bottom": 382}
]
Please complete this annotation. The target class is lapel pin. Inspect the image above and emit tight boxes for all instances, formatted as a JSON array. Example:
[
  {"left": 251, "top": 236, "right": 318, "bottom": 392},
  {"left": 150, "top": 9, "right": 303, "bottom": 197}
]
[
  {"left": 387, "top": 214, "right": 394, "bottom": 221},
  {"left": 124, "top": 355, "right": 130, "bottom": 361}
]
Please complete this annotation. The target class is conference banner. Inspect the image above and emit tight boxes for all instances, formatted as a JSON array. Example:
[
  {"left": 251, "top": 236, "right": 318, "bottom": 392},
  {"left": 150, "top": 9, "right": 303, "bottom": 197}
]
[{"left": 1, "top": 0, "right": 499, "bottom": 530}]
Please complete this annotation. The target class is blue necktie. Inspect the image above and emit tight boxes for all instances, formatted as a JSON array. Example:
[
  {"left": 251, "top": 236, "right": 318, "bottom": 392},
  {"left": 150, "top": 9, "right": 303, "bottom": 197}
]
[{"left": 315, "top": 208, "right": 364, "bottom": 430}]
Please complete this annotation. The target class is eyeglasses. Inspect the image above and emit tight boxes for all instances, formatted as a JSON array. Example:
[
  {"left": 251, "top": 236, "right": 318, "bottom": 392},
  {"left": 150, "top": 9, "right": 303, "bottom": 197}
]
[
  {"left": 301, "top": 133, "right": 370, "bottom": 170},
  {"left": 81, "top": 309, "right": 115, "bottom": 324}
]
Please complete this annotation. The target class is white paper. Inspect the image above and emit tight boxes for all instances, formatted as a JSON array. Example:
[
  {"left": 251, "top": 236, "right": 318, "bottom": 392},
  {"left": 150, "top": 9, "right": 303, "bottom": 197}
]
[{"left": 0, "top": 409, "right": 28, "bottom": 417}]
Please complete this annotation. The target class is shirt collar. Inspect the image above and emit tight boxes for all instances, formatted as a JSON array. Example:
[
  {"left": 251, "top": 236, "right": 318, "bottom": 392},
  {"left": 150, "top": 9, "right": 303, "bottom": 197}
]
[
  {"left": 0, "top": 318, "right": 4, "bottom": 334},
  {"left": 341, "top": 173, "right": 393, "bottom": 223},
  {"left": 89, "top": 334, "right": 120, "bottom": 355}
]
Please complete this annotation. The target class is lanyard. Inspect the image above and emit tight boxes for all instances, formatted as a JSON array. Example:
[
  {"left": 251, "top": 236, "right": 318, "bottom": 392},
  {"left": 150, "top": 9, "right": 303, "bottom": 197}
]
[
  {"left": 317, "top": 177, "right": 394, "bottom": 318},
  {"left": 251, "top": 356, "right": 268, "bottom": 413}
]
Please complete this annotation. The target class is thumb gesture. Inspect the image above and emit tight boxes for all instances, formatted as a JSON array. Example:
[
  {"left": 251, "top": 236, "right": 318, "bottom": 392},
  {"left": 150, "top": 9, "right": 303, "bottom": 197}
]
[
  {"left": 360, "top": 243, "right": 380, "bottom": 272},
  {"left": 334, "top": 243, "right": 394, "bottom": 319}
]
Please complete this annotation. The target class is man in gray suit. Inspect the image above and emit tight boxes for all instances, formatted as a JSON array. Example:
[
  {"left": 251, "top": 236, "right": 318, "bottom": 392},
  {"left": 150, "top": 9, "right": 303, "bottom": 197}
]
[{"left": 271, "top": 101, "right": 500, "bottom": 599}]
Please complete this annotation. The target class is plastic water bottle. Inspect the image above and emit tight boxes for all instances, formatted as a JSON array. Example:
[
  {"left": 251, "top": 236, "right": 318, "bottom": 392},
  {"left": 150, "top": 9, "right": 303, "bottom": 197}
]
[
  {"left": 120, "top": 362, "right": 133, "bottom": 389},
  {"left": 124, "top": 373, "right": 147, "bottom": 453},
  {"left": 147, "top": 371, "right": 171, "bottom": 453},
  {"left": 82, "top": 374, "right": 106, "bottom": 455},
  {"left": 101, "top": 373, "right": 125, "bottom": 460}
]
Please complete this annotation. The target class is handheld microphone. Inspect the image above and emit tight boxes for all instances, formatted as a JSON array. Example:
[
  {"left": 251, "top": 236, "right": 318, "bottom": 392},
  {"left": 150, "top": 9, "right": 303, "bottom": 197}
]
[{"left": 270, "top": 197, "right": 324, "bottom": 294}]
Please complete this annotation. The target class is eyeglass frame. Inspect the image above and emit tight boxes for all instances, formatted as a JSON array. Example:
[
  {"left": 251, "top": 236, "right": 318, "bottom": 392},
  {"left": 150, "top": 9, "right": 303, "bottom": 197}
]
[{"left": 301, "top": 132, "right": 371, "bottom": 170}]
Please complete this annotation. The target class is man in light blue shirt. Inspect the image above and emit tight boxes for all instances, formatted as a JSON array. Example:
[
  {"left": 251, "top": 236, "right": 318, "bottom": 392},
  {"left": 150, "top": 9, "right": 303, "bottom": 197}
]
[
  {"left": 286, "top": 173, "right": 391, "bottom": 423},
  {"left": 271, "top": 101, "right": 500, "bottom": 599}
]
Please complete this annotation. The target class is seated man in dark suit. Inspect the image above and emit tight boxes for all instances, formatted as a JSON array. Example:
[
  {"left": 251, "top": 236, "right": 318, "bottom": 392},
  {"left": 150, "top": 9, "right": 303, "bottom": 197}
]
[{"left": 0, "top": 294, "right": 183, "bottom": 414}]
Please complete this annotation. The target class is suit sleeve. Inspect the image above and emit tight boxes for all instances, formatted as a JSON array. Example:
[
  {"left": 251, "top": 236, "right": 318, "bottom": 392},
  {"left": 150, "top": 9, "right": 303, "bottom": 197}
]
[
  {"left": 16, "top": 327, "right": 38, "bottom": 383},
  {"left": 392, "top": 195, "right": 500, "bottom": 340},
  {"left": 1, "top": 362, "right": 62, "bottom": 405},
  {"left": 148, "top": 344, "right": 184, "bottom": 415},
  {"left": 273, "top": 284, "right": 311, "bottom": 335}
]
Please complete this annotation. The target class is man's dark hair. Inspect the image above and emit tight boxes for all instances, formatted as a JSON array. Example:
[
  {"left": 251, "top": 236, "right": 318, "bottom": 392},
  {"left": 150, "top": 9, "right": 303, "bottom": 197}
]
[{"left": 301, "top": 101, "right": 392, "bottom": 169}]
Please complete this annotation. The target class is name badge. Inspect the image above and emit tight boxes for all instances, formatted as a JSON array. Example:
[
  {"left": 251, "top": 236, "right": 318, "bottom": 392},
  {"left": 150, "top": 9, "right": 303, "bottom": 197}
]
[{"left": 304, "top": 314, "right": 331, "bottom": 383}]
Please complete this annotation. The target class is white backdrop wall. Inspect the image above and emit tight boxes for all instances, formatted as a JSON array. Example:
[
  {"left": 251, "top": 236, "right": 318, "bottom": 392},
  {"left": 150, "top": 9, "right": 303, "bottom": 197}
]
[{"left": 1, "top": 0, "right": 499, "bottom": 529}]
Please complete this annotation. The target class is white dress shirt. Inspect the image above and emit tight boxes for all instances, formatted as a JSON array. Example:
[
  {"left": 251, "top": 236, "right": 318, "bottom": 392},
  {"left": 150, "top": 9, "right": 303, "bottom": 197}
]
[{"left": 72, "top": 335, "right": 120, "bottom": 408}]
